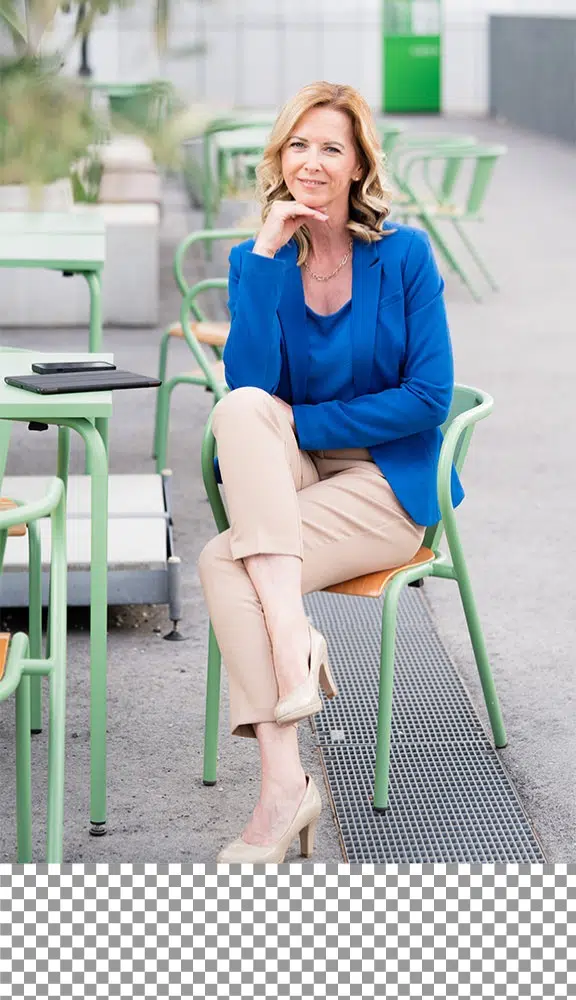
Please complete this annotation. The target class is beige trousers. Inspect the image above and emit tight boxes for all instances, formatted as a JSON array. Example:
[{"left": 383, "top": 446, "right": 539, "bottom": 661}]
[{"left": 198, "top": 387, "right": 425, "bottom": 738}]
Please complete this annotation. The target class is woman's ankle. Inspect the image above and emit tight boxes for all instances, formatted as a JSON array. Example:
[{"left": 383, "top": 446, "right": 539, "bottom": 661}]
[{"left": 260, "top": 770, "right": 307, "bottom": 805}]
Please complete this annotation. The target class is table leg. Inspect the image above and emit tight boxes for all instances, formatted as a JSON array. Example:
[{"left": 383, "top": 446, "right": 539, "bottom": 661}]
[
  {"left": 65, "top": 417, "right": 109, "bottom": 834},
  {"left": 84, "top": 271, "right": 104, "bottom": 476},
  {"left": 86, "top": 272, "right": 103, "bottom": 354}
]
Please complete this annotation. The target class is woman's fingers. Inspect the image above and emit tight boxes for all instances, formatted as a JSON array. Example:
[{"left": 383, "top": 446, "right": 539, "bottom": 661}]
[{"left": 282, "top": 202, "right": 329, "bottom": 221}]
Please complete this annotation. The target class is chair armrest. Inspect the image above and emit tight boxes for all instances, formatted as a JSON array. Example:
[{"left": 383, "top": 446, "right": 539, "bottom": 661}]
[
  {"left": 437, "top": 389, "right": 493, "bottom": 524},
  {"left": 0, "top": 478, "right": 65, "bottom": 531},
  {"left": 173, "top": 228, "right": 256, "bottom": 296},
  {"left": 201, "top": 417, "right": 229, "bottom": 534},
  {"left": 183, "top": 278, "right": 229, "bottom": 323}
]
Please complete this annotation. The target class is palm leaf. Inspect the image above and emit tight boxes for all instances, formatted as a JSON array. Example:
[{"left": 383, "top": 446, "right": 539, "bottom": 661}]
[{"left": 0, "top": 0, "right": 28, "bottom": 46}]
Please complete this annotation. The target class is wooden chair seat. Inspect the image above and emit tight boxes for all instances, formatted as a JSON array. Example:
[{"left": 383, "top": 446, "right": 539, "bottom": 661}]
[
  {"left": 0, "top": 497, "right": 26, "bottom": 537},
  {"left": 397, "top": 200, "right": 461, "bottom": 218},
  {"left": 0, "top": 632, "right": 9, "bottom": 682},
  {"left": 324, "top": 546, "right": 435, "bottom": 599},
  {"left": 188, "top": 359, "right": 226, "bottom": 383},
  {"left": 168, "top": 320, "right": 229, "bottom": 347}
]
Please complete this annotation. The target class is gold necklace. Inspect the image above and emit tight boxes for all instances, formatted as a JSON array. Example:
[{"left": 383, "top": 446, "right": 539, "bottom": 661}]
[{"left": 303, "top": 239, "right": 353, "bottom": 282}]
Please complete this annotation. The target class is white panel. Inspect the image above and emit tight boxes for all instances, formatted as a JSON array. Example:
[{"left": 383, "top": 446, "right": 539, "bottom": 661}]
[
  {"left": 202, "top": 27, "right": 239, "bottom": 108},
  {"left": 442, "top": 22, "right": 487, "bottom": 114},
  {"left": 321, "top": 27, "right": 369, "bottom": 96},
  {"left": 360, "top": 23, "right": 384, "bottom": 110},
  {"left": 203, "top": 0, "right": 244, "bottom": 29},
  {"left": 318, "top": 0, "right": 381, "bottom": 23},
  {"left": 282, "top": 25, "right": 325, "bottom": 99},
  {"left": 117, "top": 30, "right": 160, "bottom": 81},
  {"left": 238, "top": 0, "right": 284, "bottom": 24},
  {"left": 278, "top": 0, "right": 324, "bottom": 25},
  {"left": 238, "top": 29, "right": 281, "bottom": 108}
]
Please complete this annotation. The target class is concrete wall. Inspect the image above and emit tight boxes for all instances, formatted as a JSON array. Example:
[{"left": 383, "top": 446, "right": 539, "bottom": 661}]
[
  {"left": 45, "top": 0, "right": 576, "bottom": 116},
  {"left": 489, "top": 16, "right": 576, "bottom": 142}
]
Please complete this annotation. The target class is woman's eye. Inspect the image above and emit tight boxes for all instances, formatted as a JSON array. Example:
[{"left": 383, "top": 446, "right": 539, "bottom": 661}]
[
  {"left": 325, "top": 146, "right": 341, "bottom": 154},
  {"left": 289, "top": 141, "right": 305, "bottom": 149}
]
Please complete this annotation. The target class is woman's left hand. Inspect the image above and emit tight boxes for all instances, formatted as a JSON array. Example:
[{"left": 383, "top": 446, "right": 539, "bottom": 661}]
[{"left": 272, "top": 395, "right": 295, "bottom": 430}]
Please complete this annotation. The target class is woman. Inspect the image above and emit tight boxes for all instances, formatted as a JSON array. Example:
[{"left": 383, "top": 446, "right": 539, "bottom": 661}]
[{"left": 198, "top": 81, "right": 463, "bottom": 863}]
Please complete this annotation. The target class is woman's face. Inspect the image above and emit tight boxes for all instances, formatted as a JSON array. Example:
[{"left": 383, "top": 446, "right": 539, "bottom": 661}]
[{"left": 280, "top": 106, "right": 362, "bottom": 215}]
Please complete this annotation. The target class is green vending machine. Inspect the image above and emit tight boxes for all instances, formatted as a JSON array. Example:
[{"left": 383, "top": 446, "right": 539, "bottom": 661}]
[{"left": 383, "top": 0, "right": 442, "bottom": 113}]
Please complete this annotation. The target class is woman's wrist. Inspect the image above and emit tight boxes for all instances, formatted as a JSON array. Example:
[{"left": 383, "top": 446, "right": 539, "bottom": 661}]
[{"left": 252, "top": 240, "right": 277, "bottom": 259}]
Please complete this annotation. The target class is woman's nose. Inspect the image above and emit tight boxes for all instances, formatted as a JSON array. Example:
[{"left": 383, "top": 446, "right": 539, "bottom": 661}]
[{"left": 304, "top": 147, "right": 321, "bottom": 170}]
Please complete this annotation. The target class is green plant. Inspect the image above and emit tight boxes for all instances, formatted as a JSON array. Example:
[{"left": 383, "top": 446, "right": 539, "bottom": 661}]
[{"left": 0, "top": 1, "right": 205, "bottom": 192}]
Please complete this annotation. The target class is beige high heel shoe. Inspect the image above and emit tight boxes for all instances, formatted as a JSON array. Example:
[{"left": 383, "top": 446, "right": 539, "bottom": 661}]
[
  {"left": 274, "top": 624, "right": 338, "bottom": 726},
  {"left": 216, "top": 775, "right": 322, "bottom": 864}
]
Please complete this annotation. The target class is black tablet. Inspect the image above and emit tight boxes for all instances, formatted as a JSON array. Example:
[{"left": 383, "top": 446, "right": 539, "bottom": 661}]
[{"left": 5, "top": 370, "right": 162, "bottom": 394}]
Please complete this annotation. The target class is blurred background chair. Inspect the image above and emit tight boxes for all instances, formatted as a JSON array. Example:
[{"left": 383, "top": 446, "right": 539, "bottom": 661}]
[
  {"left": 153, "top": 228, "right": 255, "bottom": 472},
  {"left": 390, "top": 143, "right": 507, "bottom": 301}
]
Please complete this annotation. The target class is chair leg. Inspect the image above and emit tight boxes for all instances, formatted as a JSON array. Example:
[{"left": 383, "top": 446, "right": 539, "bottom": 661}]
[
  {"left": 155, "top": 377, "right": 180, "bottom": 475},
  {"left": 15, "top": 676, "right": 32, "bottom": 863},
  {"left": 28, "top": 521, "right": 43, "bottom": 733},
  {"left": 45, "top": 665, "right": 66, "bottom": 863},
  {"left": 456, "top": 567, "right": 507, "bottom": 749},
  {"left": 419, "top": 213, "right": 483, "bottom": 302},
  {"left": 153, "top": 329, "right": 173, "bottom": 459},
  {"left": 203, "top": 622, "right": 222, "bottom": 786},
  {"left": 373, "top": 581, "right": 402, "bottom": 812},
  {"left": 451, "top": 219, "right": 500, "bottom": 292}
]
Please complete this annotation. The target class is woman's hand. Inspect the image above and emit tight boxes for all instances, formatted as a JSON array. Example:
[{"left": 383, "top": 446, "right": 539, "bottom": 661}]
[
  {"left": 253, "top": 201, "right": 329, "bottom": 258},
  {"left": 272, "top": 395, "right": 295, "bottom": 430}
]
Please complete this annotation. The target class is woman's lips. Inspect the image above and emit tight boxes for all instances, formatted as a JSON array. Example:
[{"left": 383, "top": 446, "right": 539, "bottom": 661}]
[{"left": 298, "top": 179, "right": 326, "bottom": 188}]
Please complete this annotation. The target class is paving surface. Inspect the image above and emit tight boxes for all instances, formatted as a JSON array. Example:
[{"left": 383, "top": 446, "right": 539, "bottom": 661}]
[{"left": 0, "top": 114, "right": 574, "bottom": 862}]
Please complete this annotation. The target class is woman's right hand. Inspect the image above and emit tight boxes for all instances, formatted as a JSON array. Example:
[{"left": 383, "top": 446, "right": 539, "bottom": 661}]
[{"left": 253, "top": 201, "right": 329, "bottom": 258}]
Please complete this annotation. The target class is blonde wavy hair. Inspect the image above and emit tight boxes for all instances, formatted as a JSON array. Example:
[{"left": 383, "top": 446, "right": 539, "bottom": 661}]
[{"left": 256, "top": 81, "right": 393, "bottom": 265}]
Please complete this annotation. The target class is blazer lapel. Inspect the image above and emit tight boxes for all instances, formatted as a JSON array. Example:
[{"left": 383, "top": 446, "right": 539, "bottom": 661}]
[
  {"left": 277, "top": 241, "right": 309, "bottom": 404},
  {"left": 351, "top": 240, "right": 382, "bottom": 397}
]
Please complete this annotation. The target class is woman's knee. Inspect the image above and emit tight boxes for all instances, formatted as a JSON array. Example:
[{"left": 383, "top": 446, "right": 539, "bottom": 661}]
[
  {"left": 197, "top": 530, "right": 233, "bottom": 584},
  {"left": 212, "top": 386, "right": 272, "bottom": 436}
]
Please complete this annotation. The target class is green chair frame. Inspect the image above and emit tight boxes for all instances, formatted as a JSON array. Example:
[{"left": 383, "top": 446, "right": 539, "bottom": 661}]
[
  {"left": 391, "top": 143, "right": 507, "bottom": 302},
  {"left": 199, "top": 384, "right": 507, "bottom": 811},
  {"left": 376, "top": 121, "right": 406, "bottom": 156},
  {"left": 0, "top": 426, "right": 68, "bottom": 862},
  {"left": 153, "top": 228, "right": 255, "bottom": 473},
  {"left": 200, "top": 116, "right": 275, "bottom": 236}
]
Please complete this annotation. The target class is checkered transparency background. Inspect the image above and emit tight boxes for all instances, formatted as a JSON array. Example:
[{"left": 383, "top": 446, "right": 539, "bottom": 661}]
[{"left": 0, "top": 864, "right": 574, "bottom": 997}]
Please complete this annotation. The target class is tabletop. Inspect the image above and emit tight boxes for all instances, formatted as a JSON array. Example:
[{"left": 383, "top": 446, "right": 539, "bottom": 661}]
[
  {"left": 0, "top": 211, "right": 106, "bottom": 272},
  {"left": 0, "top": 351, "right": 113, "bottom": 420}
]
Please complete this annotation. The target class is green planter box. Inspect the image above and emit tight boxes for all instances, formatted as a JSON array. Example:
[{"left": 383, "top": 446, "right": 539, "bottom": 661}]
[{"left": 384, "top": 34, "right": 441, "bottom": 112}]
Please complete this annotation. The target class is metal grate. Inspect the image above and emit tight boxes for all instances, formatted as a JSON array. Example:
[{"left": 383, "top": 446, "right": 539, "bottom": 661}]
[{"left": 304, "top": 588, "right": 546, "bottom": 864}]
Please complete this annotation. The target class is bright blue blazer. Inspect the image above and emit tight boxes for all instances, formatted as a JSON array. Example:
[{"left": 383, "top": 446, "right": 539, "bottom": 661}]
[{"left": 223, "top": 223, "right": 464, "bottom": 527}]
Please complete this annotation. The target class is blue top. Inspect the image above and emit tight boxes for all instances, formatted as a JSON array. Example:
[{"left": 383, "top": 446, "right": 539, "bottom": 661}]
[
  {"left": 223, "top": 224, "right": 464, "bottom": 527},
  {"left": 305, "top": 300, "right": 354, "bottom": 405}
]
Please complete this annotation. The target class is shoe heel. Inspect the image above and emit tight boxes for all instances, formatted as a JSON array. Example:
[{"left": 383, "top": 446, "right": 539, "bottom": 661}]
[
  {"left": 319, "top": 659, "right": 338, "bottom": 699},
  {"left": 299, "top": 818, "right": 318, "bottom": 858}
]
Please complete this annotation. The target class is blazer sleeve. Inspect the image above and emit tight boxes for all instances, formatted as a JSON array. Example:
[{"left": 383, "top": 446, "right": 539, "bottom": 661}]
[
  {"left": 292, "top": 231, "right": 454, "bottom": 449},
  {"left": 223, "top": 245, "right": 288, "bottom": 393}
]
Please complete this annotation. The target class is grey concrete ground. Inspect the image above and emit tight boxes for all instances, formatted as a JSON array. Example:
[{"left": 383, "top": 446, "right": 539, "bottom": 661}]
[{"left": 0, "top": 114, "right": 575, "bottom": 862}]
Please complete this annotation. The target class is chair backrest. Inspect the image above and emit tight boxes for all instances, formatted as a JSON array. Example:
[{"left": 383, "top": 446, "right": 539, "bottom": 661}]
[
  {"left": 377, "top": 122, "right": 405, "bottom": 156},
  {"left": 396, "top": 144, "right": 507, "bottom": 217},
  {"left": 422, "top": 385, "right": 488, "bottom": 552}
]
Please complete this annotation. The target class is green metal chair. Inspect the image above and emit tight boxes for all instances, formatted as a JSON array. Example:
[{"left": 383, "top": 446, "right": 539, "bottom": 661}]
[
  {"left": 390, "top": 143, "right": 507, "bottom": 301},
  {"left": 376, "top": 121, "right": 406, "bottom": 156},
  {"left": 199, "top": 384, "right": 507, "bottom": 811},
  {"left": 153, "top": 228, "right": 255, "bottom": 473},
  {"left": 0, "top": 425, "right": 68, "bottom": 862},
  {"left": 200, "top": 116, "right": 275, "bottom": 236}
]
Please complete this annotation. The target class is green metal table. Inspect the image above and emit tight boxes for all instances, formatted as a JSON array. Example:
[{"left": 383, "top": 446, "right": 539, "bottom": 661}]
[
  {"left": 0, "top": 212, "right": 106, "bottom": 353},
  {"left": 0, "top": 349, "right": 112, "bottom": 836}
]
